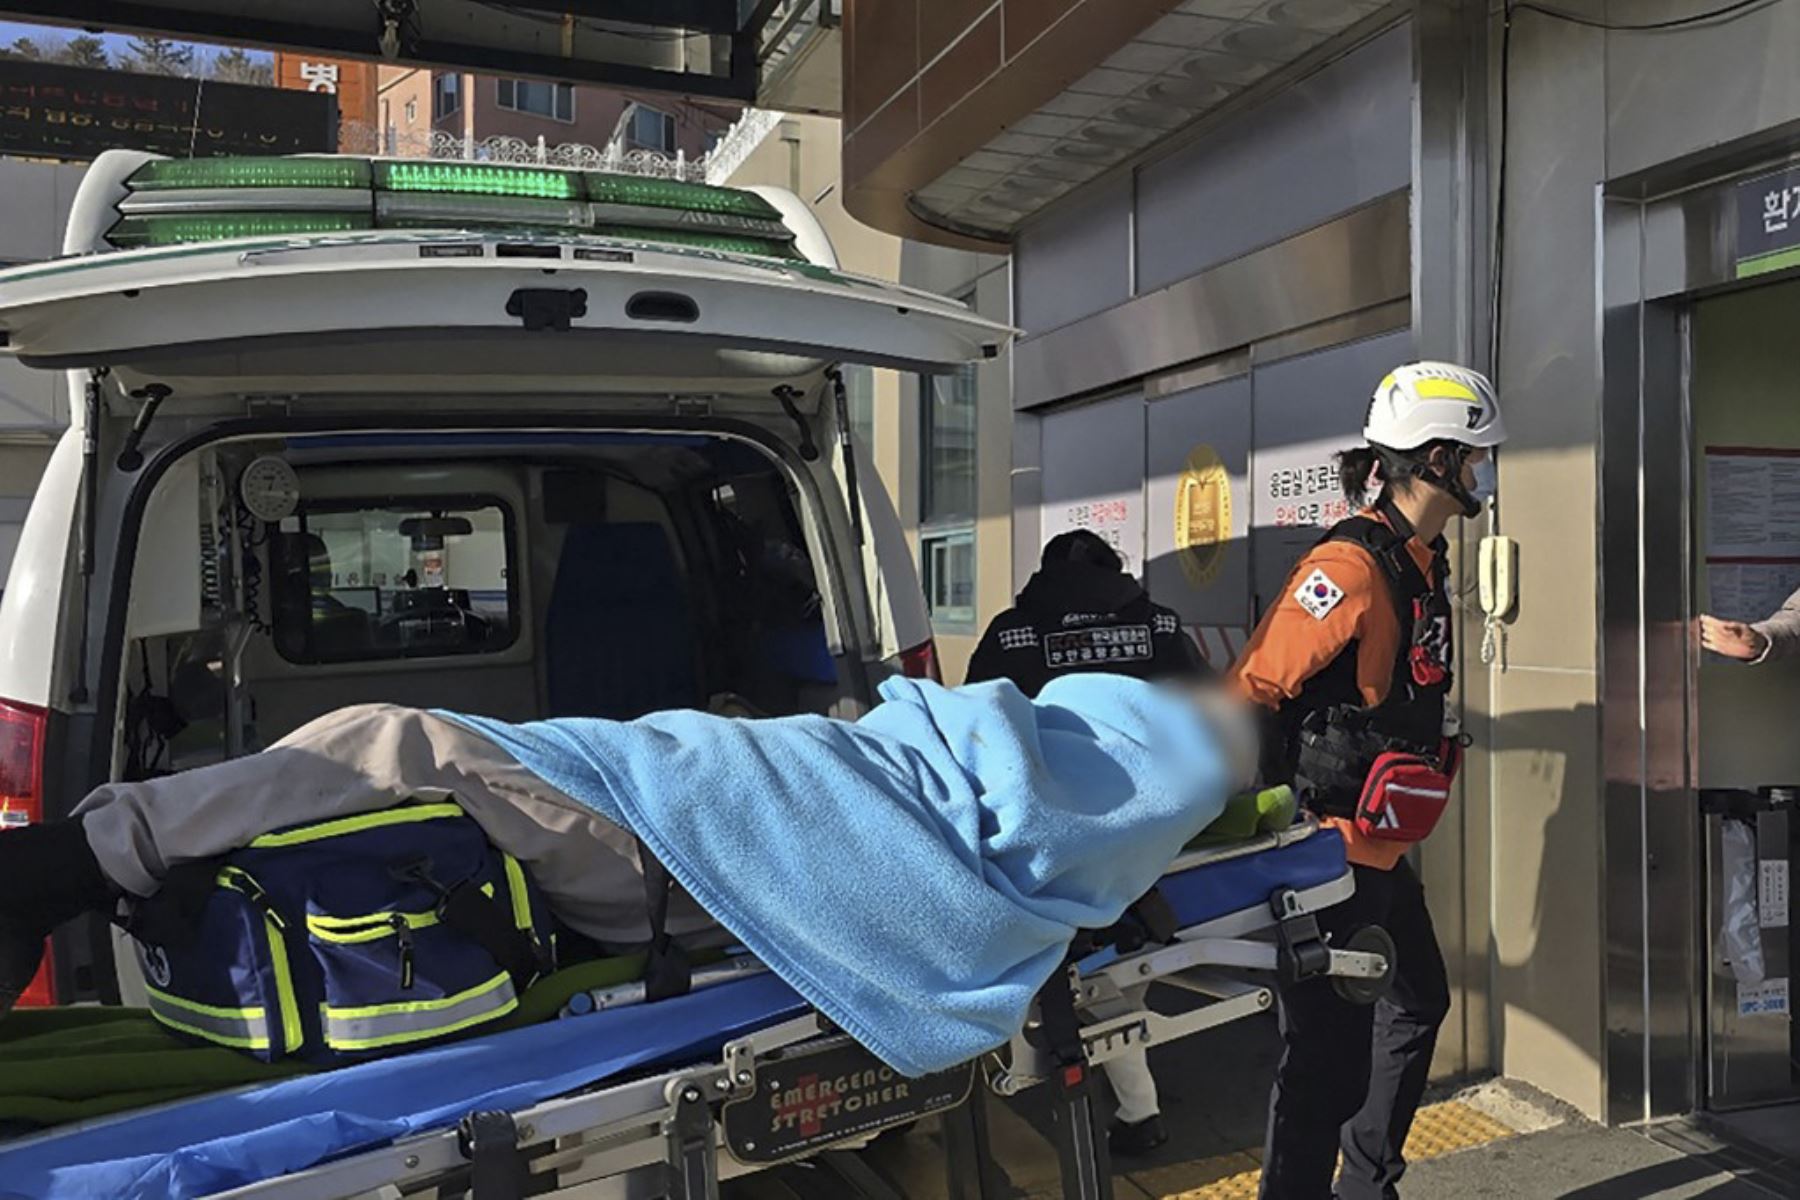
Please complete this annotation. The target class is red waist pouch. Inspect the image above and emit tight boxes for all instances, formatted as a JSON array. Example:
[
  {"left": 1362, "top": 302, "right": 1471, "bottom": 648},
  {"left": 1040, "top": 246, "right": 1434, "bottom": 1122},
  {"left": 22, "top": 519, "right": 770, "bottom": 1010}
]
[{"left": 1353, "top": 741, "right": 1461, "bottom": 842}]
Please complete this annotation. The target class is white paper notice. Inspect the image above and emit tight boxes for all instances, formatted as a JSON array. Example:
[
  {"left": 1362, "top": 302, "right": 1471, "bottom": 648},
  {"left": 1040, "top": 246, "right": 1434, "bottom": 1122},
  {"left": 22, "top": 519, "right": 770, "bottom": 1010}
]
[
  {"left": 1043, "top": 496, "right": 1145, "bottom": 578},
  {"left": 1738, "top": 976, "right": 1790, "bottom": 1018},
  {"left": 1706, "top": 562, "right": 1800, "bottom": 623},
  {"left": 1761, "top": 860, "right": 1790, "bottom": 929},
  {"left": 1707, "top": 452, "right": 1800, "bottom": 557}
]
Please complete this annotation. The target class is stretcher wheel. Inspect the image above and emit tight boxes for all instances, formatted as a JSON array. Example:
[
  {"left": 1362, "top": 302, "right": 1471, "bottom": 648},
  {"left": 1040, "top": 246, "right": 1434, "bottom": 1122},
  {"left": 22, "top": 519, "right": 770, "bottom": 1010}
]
[{"left": 1331, "top": 925, "right": 1396, "bottom": 1006}]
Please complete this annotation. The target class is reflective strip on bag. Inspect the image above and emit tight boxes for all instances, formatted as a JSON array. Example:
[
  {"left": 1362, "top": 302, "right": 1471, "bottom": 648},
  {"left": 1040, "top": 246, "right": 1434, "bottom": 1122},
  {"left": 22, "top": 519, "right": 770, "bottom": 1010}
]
[
  {"left": 322, "top": 970, "right": 518, "bottom": 1051},
  {"left": 145, "top": 986, "right": 273, "bottom": 1051},
  {"left": 308, "top": 909, "right": 443, "bottom": 943},
  {"left": 305, "top": 883, "right": 495, "bottom": 943},
  {"left": 266, "top": 913, "right": 306, "bottom": 1054},
  {"left": 248, "top": 802, "right": 467, "bottom": 849},
  {"left": 502, "top": 854, "right": 533, "bottom": 932}
]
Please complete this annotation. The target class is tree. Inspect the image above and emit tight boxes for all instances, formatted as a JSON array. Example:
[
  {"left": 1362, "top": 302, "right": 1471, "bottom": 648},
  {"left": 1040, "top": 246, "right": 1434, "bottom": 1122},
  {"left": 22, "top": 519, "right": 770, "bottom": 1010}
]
[
  {"left": 208, "top": 46, "right": 272, "bottom": 86},
  {"left": 57, "top": 36, "right": 110, "bottom": 70},
  {"left": 4, "top": 37, "right": 45, "bottom": 60},
  {"left": 124, "top": 35, "right": 195, "bottom": 77}
]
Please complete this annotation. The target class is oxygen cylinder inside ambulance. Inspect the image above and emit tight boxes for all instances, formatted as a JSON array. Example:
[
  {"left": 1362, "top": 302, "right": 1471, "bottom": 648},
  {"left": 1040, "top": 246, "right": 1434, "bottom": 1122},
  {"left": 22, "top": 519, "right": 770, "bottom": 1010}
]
[{"left": 1691, "top": 279, "right": 1800, "bottom": 1122}]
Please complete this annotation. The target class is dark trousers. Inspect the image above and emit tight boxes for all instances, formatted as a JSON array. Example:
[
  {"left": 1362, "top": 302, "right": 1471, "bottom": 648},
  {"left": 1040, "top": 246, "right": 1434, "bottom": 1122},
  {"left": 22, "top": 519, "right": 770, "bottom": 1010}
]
[{"left": 1259, "top": 858, "right": 1450, "bottom": 1200}]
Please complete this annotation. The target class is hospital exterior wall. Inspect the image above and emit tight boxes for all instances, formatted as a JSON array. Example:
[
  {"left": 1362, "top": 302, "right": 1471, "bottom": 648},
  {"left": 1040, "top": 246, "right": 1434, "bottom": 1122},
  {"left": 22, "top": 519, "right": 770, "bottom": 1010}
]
[
  {"left": 1475, "top": 3, "right": 1608, "bottom": 1122},
  {"left": 1479, "top": 0, "right": 1800, "bottom": 1122}
]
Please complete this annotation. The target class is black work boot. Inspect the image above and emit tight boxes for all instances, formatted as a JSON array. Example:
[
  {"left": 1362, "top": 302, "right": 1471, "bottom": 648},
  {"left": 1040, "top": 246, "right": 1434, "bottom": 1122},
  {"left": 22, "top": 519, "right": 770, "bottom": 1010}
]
[
  {"left": 1108, "top": 1113, "right": 1169, "bottom": 1158},
  {"left": 0, "top": 817, "right": 114, "bottom": 1015}
]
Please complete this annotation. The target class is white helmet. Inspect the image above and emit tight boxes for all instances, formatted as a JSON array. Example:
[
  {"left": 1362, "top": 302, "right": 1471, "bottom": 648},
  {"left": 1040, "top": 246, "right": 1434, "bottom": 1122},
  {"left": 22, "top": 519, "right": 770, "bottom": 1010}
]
[{"left": 1364, "top": 361, "right": 1506, "bottom": 452}]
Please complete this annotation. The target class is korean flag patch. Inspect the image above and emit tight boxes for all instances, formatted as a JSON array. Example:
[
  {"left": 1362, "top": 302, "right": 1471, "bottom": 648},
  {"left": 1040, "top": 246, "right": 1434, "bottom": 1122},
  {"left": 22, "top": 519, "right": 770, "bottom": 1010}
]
[{"left": 1294, "top": 569, "right": 1345, "bottom": 621}]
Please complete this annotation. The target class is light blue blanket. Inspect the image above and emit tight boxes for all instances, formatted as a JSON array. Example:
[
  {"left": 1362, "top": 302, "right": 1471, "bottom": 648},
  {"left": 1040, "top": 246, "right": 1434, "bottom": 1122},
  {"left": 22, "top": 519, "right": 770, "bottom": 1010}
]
[{"left": 443, "top": 675, "right": 1230, "bottom": 1076}]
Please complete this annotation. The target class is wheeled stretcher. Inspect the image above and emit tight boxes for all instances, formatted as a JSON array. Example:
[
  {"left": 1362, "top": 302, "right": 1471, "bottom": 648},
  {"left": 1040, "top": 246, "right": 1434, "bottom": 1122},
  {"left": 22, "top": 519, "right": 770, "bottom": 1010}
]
[{"left": 0, "top": 819, "right": 1390, "bottom": 1200}]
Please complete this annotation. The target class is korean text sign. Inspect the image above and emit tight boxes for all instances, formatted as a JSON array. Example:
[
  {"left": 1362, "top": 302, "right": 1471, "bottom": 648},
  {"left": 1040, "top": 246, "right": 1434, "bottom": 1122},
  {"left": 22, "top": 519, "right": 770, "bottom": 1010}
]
[{"left": 0, "top": 59, "right": 336, "bottom": 161}]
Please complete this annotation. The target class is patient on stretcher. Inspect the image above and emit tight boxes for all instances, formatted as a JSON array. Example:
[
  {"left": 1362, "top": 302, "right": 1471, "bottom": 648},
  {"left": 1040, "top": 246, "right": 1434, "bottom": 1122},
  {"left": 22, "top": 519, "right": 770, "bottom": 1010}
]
[{"left": 0, "top": 674, "right": 1259, "bottom": 1077}]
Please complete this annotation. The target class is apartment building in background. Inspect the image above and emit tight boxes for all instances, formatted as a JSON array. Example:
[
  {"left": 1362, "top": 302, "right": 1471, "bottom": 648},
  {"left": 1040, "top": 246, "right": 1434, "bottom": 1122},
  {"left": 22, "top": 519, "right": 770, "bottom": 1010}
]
[{"left": 372, "top": 65, "right": 737, "bottom": 162}]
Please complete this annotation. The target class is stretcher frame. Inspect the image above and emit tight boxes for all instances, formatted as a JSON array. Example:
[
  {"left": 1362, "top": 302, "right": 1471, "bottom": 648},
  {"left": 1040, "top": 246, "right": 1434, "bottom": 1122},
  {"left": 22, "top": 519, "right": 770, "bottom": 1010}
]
[{"left": 161, "top": 821, "right": 1386, "bottom": 1200}]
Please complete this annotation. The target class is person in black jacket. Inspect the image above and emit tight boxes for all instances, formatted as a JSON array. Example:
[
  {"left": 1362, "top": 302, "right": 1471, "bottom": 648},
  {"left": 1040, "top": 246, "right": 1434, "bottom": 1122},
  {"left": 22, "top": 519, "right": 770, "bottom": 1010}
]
[
  {"left": 966, "top": 530, "right": 1209, "bottom": 698},
  {"left": 965, "top": 528, "right": 1209, "bottom": 1156}
]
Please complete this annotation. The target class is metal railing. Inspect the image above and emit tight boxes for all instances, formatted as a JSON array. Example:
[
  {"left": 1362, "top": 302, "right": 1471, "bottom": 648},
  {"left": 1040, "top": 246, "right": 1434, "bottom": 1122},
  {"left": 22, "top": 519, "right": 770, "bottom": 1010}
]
[
  {"left": 703, "top": 108, "right": 785, "bottom": 185},
  {"left": 337, "top": 120, "right": 708, "bottom": 180}
]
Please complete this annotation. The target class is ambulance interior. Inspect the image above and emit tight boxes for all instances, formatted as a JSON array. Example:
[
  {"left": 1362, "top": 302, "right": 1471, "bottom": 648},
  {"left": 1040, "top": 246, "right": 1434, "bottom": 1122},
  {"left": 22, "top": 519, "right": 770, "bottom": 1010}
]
[{"left": 118, "top": 433, "right": 853, "bottom": 785}]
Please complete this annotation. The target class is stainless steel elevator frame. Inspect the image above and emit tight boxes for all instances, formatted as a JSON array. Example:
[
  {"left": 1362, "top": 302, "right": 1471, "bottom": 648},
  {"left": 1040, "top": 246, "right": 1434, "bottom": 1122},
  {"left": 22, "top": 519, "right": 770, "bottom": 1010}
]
[{"left": 1601, "top": 139, "right": 1800, "bottom": 1122}]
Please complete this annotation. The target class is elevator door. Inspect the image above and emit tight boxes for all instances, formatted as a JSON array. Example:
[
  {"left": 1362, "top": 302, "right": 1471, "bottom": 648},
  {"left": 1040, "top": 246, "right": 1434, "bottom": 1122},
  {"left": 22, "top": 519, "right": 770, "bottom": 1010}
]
[{"left": 1691, "top": 281, "right": 1800, "bottom": 1110}]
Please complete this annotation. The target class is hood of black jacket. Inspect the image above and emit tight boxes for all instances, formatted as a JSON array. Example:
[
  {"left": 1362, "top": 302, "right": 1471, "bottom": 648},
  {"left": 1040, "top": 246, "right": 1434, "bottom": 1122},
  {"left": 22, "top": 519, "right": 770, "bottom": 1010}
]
[{"left": 1015, "top": 560, "right": 1147, "bottom": 620}]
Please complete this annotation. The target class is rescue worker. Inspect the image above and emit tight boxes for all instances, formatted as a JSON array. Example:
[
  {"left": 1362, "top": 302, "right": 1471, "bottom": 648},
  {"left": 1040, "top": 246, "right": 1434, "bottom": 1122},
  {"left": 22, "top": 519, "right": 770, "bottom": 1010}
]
[
  {"left": 1232, "top": 362, "right": 1505, "bottom": 1200},
  {"left": 967, "top": 527, "right": 1210, "bottom": 1157},
  {"left": 966, "top": 529, "right": 1209, "bottom": 696}
]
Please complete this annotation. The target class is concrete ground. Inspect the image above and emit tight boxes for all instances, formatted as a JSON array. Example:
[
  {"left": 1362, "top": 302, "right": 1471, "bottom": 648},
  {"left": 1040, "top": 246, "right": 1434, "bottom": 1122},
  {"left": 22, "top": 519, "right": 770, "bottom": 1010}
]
[
  {"left": 733, "top": 1008, "right": 1800, "bottom": 1199},
  {"left": 1402, "top": 1122, "right": 1766, "bottom": 1200}
]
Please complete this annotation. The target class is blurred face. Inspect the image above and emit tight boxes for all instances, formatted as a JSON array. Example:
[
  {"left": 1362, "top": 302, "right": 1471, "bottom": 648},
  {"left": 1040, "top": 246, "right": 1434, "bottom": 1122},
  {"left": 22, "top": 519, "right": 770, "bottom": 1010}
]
[{"left": 1185, "top": 681, "right": 1261, "bottom": 792}]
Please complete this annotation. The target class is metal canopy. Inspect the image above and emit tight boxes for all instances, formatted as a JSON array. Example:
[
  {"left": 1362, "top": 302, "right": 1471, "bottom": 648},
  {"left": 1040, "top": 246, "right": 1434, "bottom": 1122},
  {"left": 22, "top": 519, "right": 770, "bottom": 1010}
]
[{"left": 0, "top": 1, "right": 776, "bottom": 100}]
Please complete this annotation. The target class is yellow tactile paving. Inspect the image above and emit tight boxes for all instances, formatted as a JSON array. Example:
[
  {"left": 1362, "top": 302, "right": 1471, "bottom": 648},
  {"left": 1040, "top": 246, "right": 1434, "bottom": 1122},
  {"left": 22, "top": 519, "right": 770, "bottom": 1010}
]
[{"left": 1151, "top": 1100, "right": 1516, "bottom": 1200}]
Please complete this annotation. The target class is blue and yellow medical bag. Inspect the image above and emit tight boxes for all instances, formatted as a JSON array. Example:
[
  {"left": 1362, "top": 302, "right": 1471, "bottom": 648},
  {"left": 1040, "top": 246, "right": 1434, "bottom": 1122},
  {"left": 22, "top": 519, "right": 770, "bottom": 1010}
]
[{"left": 125, "top": 802, "right": 556, "bottom": 1065}]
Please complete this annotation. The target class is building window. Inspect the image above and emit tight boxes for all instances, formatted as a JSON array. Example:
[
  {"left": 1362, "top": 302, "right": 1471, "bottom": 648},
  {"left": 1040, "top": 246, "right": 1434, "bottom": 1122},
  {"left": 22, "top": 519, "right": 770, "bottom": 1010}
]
[
  {"left": 433, "top": 73, "right": 460, "bottom": 120},
  {"left": 403, "top": 97, "right": 417, "bottom": 125},
  {"left": 626, "top": 104, "right": 676, "bottom": 152},
  {"left": 497, "top": 78, "right": 574, "bottom": 122},
  {"left": 921, "top": 529, "right": 976, "bottom": 631},
  {"left": 920, "top": 361, "right": 978, "bottom": 630},
  {"left": 921, "top": 363, "right": 977, "bottom": 526}
]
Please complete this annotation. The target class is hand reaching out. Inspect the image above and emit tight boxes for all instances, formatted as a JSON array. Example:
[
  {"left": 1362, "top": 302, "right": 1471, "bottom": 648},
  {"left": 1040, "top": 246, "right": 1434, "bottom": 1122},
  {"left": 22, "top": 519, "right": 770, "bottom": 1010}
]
[{"left": 1700, "top": 615, "right": 1769, "bottom": 662}]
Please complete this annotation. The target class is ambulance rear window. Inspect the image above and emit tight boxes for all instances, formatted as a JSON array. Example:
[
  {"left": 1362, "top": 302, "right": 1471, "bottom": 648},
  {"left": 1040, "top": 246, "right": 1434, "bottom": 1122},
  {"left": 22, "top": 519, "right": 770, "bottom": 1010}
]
[{"left": 268, "top": 498, "right": 517, "bottom": 664}]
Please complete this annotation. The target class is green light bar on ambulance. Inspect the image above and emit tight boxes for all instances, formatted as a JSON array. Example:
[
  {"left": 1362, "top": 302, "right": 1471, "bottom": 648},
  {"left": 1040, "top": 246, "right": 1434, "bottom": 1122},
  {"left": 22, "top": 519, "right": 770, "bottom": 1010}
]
[
  {"left": 125, "top": 157, "right": 373, "bottom": 191},
  {"left": 583, "top": 175, "right": 781, "bottom": 220},
  {"left": 375, "top": 161, "right": 582, "bottom": 200},
  {"left": 104, "top": 156, "right": 804, "bottom": 261},
  {"left": 106, "top": 212, "right": 373, "bottom": 248},
  {"left": 375, "top": 191, "right": 590, "bottom": 230}
]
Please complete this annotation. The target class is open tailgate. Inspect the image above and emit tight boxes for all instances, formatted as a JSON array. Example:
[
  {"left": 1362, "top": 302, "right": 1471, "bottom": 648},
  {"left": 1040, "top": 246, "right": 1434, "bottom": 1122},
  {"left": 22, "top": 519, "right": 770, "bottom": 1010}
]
[{"left": 0, "top": 232, "right": 1013, "bottom": 399}]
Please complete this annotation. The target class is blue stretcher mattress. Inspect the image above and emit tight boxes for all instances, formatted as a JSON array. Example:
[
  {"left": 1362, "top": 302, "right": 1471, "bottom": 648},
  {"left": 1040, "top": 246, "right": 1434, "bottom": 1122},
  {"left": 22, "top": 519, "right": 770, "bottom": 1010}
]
[
  {"left": 1160, "top": 828, "right": 1347, "bottom": 929},
  {"left": 0, "top": 975, "right": 808, "bottom": 1200},
  {"left": 0, "top": 828, "right": 1347, "bottom": 1200}
]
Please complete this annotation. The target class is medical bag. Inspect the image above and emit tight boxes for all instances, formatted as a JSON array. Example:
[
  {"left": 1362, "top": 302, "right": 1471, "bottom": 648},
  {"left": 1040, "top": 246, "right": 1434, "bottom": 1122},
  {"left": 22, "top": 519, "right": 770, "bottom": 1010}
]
[
  {"left": 1294, "top": 707, "right": 1461, "bottom": 844},
  {"left": 1351, "top": 740, "right": 1461, "bottom": 843},
  {"left": 124, "top": 801, "right": 557, "bottom": 1065}
]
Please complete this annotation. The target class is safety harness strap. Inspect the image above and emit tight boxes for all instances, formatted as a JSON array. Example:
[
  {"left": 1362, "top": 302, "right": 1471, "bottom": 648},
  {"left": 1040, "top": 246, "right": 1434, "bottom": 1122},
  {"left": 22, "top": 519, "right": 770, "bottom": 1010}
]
[
  {"left": 438, "top": 882, "right": 543, "bottom": 990},
  {"left": 460, "top": 1109, "right": 529, "bottom": 1200},
  {"left": 1320, "top": 499, "right": 1432, "bottom": 610},
  {"left": 639, "top": 840, "right": 693, "bottom": 1003}
]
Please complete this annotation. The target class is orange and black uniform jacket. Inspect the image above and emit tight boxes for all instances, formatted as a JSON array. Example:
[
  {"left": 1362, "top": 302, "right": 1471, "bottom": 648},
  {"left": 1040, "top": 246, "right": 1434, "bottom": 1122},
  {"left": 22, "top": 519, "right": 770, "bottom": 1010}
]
[{"left": 1228, "top": 510, "right": 1442, "bottom": 871}]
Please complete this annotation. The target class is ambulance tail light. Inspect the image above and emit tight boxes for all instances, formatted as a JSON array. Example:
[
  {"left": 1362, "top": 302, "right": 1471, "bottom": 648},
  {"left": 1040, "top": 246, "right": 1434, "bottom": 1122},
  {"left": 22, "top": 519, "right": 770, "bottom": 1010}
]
[
  {"left": 899, "top": 639, "right": 942, "bottom": 684},
  {"left": 0, "top": 698, "right": 53, "bottom": 1007}
]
